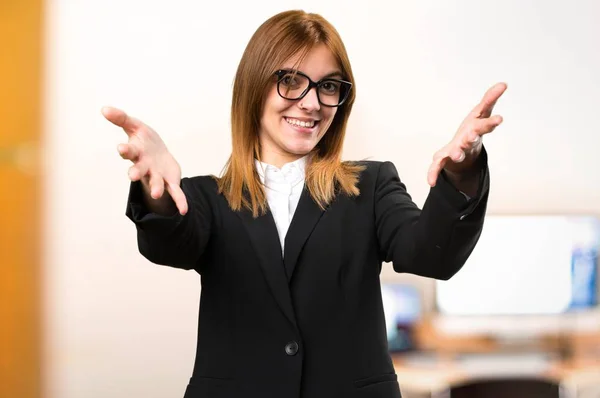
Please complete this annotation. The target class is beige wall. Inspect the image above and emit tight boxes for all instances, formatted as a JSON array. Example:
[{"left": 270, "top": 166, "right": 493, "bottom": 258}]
[{"left": 43, "top": 0, "right": 600, "bottom": 397}]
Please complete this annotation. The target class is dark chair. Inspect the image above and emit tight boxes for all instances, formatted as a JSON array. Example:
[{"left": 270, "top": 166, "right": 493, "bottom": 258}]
[{"left": 445, "top": 377, "right": 560, "bottom": 398}]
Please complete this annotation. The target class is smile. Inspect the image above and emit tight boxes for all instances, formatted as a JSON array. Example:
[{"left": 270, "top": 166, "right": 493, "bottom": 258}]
[{"left": 285, "top": 117, "right": 319, "bottom": 128}]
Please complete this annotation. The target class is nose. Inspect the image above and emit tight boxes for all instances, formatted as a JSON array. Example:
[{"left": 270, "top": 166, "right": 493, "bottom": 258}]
[{"left": 298, "top": 86, "right": 320, "bottom": 112}]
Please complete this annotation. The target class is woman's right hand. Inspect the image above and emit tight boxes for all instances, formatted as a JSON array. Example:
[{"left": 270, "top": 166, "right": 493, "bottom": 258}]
[{"left": 102, "top": 106, "right": 188, "bottom": 215}]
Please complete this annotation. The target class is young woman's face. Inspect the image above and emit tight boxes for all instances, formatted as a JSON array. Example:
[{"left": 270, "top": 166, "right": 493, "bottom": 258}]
[{"left": 259, "top": 44, "right": 342, "bottom": 167}]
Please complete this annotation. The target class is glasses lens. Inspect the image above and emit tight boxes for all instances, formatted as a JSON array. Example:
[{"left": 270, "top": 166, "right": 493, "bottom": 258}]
[
  {"left": 276, "top": 71, "right": 352, "bottom": 107},
  {"left": 318, "top": 80, "right": 350, "bottom": 106},
  {"left": 277, "top": 72, "right": 309, "bottom": 100}
]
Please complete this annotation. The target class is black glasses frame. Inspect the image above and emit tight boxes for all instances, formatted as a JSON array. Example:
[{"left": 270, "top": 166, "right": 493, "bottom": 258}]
[{"left": 274, "top": 69, "right": 353, "bottom": 107}]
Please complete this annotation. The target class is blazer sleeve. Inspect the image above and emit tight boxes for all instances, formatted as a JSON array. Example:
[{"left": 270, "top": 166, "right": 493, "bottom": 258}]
[
  {"left": 125, "top": 177, "right": 213, "bottom": 270},
  {"left": 375, "top": 147, "right": 490, "bottom": 280}
]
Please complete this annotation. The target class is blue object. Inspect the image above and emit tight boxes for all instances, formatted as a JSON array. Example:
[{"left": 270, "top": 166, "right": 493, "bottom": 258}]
[
  {"left": 381, "top": 283, "right": 421, "bottom": 352},
  {"left": 569, "top": 246, "right": 598, "bottom": 310}
]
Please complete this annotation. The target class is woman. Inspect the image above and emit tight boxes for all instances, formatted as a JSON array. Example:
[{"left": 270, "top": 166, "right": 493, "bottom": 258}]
[{"left": 102, "top": 9, "right": 505, "bottom": 398}]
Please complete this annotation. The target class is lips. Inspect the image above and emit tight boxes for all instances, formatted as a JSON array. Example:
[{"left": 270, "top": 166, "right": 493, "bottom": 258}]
[
  {"left": 284, "top": 117, "right": 320, "bottom": 128},
  {"left": 283, "top": 117, "right": 320, "bottom": 134}
]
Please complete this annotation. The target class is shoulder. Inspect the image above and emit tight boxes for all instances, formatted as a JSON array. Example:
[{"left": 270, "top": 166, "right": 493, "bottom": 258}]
[
  {"left": 180, "top": 174, "right": 220, "bottom": 198},
  {"left": 343, "top": 160, "right": 400, "bottom": 182},
  {"left": 184, "top": 174, "right": 219, "bottom": 184}
]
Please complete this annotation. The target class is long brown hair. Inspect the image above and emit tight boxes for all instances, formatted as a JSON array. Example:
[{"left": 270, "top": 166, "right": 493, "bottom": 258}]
[{"left": 217, "top": 10, "right": 364, "bottom": 217}]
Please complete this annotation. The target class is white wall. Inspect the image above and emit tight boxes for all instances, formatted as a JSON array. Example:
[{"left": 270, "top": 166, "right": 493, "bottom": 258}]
[{"left": 42, "top": 0, "right": 600, "bottom": 397}]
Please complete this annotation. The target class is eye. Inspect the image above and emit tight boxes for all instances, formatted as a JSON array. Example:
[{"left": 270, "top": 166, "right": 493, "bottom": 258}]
[
  {"left": 280, "top": 74, "right": 300, "bottom": 88},
  {"left": 320, "top": 80, "right": 341, "bottom": 95}
]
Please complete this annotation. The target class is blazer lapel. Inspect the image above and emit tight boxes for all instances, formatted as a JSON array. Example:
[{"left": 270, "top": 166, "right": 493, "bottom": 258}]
[
  {"left": 284, "top": 187, "right": 325, "bottom": 282},
  {"left": 236, "top": 207, "right": 298, "bottom": 330}
]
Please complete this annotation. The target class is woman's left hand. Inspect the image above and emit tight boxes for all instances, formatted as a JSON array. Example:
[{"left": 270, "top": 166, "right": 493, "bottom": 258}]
[{"left": 427, "top": 82, "right": 507, "bottom": 187}]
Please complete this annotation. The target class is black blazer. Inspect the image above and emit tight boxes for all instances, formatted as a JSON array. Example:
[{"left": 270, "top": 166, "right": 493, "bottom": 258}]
[{"left": 126, "top": 151, "right": 489, "bottom": 398}]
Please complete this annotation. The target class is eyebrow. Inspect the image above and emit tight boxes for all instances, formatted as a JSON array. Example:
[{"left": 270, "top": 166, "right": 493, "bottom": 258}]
[
  {"left": 321, "top": 71, "right": 344, "bottom": 79},
  {"left": 281, "top": 68, "right": 344, "bottom": 80},
  {"left": 322, "top": 71, "right": 344, "bottom": 79}
]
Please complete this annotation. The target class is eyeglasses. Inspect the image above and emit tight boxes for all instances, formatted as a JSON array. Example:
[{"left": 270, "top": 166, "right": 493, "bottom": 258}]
[{"left": 274, "top": 69, "right": 352, "bottom": 107}]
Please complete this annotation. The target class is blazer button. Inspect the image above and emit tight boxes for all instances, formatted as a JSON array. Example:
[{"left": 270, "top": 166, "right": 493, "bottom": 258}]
[{"left": 285, "top": 341, "right": 299, "bottom": 356}]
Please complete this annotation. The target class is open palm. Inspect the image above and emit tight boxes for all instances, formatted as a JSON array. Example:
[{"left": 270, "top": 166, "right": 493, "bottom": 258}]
[
  {"left": 427, "top": 82, "right": 507, "bottom": 187},
  {"left": 102, "top": 106, "right": 188, "bottom": 215}
]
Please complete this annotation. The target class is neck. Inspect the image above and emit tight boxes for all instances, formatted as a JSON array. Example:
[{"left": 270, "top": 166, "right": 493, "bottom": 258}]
[{"left": 260, "top": 151, "right": 307, "bottom": 169}]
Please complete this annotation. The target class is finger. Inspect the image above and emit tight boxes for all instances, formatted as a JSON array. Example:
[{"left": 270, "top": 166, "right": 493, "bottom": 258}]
[
  {"left": 472, "top": 114, "right": 504, "bottom": 136},
  {"left": 450, "top": 148, "right": 466, "bottom": 163},
  {"left": 117, "top": 143, "right": 140, "bottom": 161},
  {"left": 464, "top": 132, "right": 482, "bottom": 146},
  {"left": 427, "top": 154, "right": 449, "bottom": 187},
  {"left": 128, "top": 163, "right": 148, "bottom": 181},
  {"left": 148, "top": 172, "right": 165, "bottom": 199},
  {"left": 427, "top": 161, "right": 443, "bottom": 187},
  {"left": 458, "top": 129, "right": 483, "bottom": 149},
  {"left": 101, "top": 106, "right": 143, "bottom": 135},
  {"left": 432, "top": 146, "right": 450, "bottom": 162},
  {"left": 470, "top": 82, "right": 508, "bottom": 119},
  {"left": 457, "top": 115, "right": 502, "bottom": 149},
  {"left": 127, "top": 164, "right": 145, "bottom": 181},
  {"left": 166, "top": 182, "right": 188, "bottom": 215}
]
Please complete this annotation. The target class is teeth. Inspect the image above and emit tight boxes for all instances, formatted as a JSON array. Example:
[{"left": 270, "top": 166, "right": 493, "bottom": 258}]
[{"left": 286, "top": 118, "right": 315, "bottom": 128}]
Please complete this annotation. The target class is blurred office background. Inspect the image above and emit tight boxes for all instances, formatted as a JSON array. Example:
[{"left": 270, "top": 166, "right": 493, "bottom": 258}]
[{"left": 2, "top": 0, "right": 599, "bottom": 397}]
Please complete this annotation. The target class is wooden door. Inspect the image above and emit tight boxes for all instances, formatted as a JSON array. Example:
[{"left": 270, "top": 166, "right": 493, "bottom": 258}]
[{"left": 0, "top": 1, "right": 43, "bottom": 397}]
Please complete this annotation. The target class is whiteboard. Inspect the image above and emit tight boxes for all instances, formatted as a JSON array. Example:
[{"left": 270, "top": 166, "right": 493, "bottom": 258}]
[{"left": 436, "top": 215, "right": 598, "bottom": 316}]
